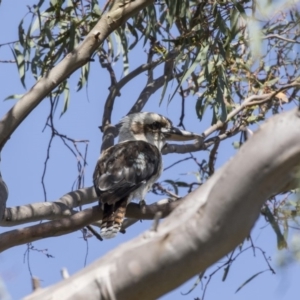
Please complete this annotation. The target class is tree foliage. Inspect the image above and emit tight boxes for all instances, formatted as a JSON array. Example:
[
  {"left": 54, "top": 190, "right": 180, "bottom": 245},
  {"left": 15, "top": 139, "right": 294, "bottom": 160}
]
[{"left": 1, "top": 0, "right": 300, "bottom": 299}]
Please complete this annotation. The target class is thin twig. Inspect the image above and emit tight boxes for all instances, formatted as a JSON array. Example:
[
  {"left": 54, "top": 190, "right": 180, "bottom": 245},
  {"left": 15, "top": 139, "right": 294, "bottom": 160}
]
[{"left": 263, "top": 34, "right": 300, "bottom": 44}]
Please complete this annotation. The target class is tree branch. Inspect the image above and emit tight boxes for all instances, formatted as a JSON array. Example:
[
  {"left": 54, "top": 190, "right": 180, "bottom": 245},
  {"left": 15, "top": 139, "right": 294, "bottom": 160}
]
[
  {"left": 23, "top": 108, "right": 300, "bottom": 300},
  {"left": 263, "top": 33, "right": 300, "bottom": 44},
  {"left": 202, "top": 81, "right": 300, "bottom": 139},
  {"left": 1, "top": 186, "right": 97, "bottom": 226},
  {"left": 0, "top": 0, "right": 155, "bottom": 151},
  {"left": 101, "top": 56, "right": 164, "bottom": 132},
  {"left": 162, "top": 137, "right": 204, "bottom": 154},
  {"left": 0, "top": 198, "right": 181, "bottom": 252},
  {"left": 100, "top": 52, "right": 182, "bottom": 153},
  {"left": 100, "top": 56, "right": 164, "bottom": 152},
  {"left": 0, "top": 206, "right": 102, "bottom": 253},
  {"left": 162, "top": 83, "right": 300, "bottom": 156},
  {"left": 0, "top": 178, "right": 181, "bottom": 228}
]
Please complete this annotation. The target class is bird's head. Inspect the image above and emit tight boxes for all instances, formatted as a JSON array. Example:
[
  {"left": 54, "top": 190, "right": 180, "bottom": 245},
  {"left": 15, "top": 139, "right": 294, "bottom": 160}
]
[{"left": 118, "top": 112, "right": 197, "bottom": 150}]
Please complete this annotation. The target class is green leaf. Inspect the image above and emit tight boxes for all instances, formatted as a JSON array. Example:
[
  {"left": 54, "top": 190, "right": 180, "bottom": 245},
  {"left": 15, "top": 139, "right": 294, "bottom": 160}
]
[
  {"left": 18, "top": 18, "right": 25, "bottom": 47},
  {"left": 230, "top": 8, "right": 240, "bottom": 39},
  {"left": 11, "top": 44, "right": 26, "bottom": 89},
  {"left": 61, "top": 81, "right": 70, "bottom": 116},
  {"left": 196, "top": 95, "right": 211, "bottom": 121},
  {"left": 232, "top": 141, "right": 241, "bottom": 149},
  {"left": 168, "top": 48, "right": 203, "bottom": 104},
  {"left": 222, "top": 264, "right": 231, "bottom": 281},
  {"left": 235, "top": 270, "right": 268, "bottom": 293},
  {"left": 44, "top": 26, "right": 55, "bottom": 51},
  {"left": 77, "top": 63, "right": 90, "bottom": 91},
  {"left": 175, "top": 181, "right": 190, "bottom": 188},
  {"left": 159, "top": 78, "right": 169, "bottom": 106},
  {"left": 31, "top": 47, "right": 42, "bottom": 80},
  {"left": 106, "top": 36, "right": 115, "bottom": 60},
  {"left": 179, "top": 0, "right": 188, "bottom": 19},
  {"left": 180, "top": 49, "right": 202, "bottom": 87},
  {"left": 4, "top": 94, "right": 24, "bottom": 101},
  {"left": 163, "top": 180, "right": 179, "bottom": 195},
  {"left": 262, "top": 205, "right": 288, "bottom": 250},
  {"left": 68, "top": 21, "right": 77, "bottom": 52},
  {"left": 165, "top": 0, "right": 177, "bottom": 29},
  {"left": 232, "top": 0, "right": 247, "bottom": 16},
  {"left": 216, "top": 71, "right": 227, "bottom": 122},
  {"left": 145, "top": 5, "right": 157, "bottom": 38},
  {"left": 181, "top": 271, "right": 206, "bottom": 295},
  {"left": 113, "top": 30, "right": 122, "bottom": 63},
  {"left": 127, "top": 22, "right": 139, "bottom": 50},
  {"left": 35, "top": 0, "right": 46, "bottom": 9},
  {"left": 119, "top": 27, "right": 129, "bottom": 76},
  {"left": 212, "top": 103, "right": 218, "bottom": 125}
]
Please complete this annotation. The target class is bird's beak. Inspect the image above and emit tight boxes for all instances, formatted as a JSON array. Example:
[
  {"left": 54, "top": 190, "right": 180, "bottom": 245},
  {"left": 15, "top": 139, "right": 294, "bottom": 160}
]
[{"left": 162, "top": 126, "right": 198, "bottom": 141}]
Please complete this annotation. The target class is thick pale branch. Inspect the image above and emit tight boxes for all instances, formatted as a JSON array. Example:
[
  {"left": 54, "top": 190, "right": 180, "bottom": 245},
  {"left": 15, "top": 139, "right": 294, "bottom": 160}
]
[
  {"left": 23, "top": 108, "right": 300, "bottom": 300},
  {"left": 0, "top": 0, "right": 154, "bottom": 151}
]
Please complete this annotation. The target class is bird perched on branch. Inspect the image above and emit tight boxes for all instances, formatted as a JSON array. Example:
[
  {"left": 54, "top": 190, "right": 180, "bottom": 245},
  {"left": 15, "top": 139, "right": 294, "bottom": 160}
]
[{"left": 93, "top": 112, "right": 197, "bottom": 239}]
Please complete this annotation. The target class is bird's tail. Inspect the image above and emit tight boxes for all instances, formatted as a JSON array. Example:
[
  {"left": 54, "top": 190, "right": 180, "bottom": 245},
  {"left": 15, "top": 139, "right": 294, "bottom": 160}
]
[{"left": 100, "top": 198, "right": 127, "bottom": 239}]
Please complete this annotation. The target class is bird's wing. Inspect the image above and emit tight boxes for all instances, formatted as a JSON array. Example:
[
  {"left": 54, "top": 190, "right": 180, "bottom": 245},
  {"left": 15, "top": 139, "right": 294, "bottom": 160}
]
[{"left": 93, "top": 140, "right": 161, "bottom": 205}]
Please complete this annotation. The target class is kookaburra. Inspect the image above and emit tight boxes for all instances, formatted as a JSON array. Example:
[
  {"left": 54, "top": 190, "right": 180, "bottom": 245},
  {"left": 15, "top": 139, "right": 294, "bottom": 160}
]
[{"left": 93, "top": 112, "right": 197, "bottom": 239}]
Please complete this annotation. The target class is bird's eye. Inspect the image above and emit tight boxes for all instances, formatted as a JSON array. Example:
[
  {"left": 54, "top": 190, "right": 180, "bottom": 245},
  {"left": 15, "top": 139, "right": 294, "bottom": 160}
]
[{"left": 151, "top": 121, "right": 161, "bottom": 130}]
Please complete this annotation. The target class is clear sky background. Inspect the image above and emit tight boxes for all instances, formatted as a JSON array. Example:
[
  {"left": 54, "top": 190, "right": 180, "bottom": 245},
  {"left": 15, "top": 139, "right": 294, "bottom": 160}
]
[{"left": 0, "top": 1, "right": 300, "bottom": 300}]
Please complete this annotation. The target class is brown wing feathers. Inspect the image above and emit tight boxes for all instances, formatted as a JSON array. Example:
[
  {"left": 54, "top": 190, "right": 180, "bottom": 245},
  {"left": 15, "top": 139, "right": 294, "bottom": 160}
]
[{"left": 93, "top": 141, "right": 160, "bottom": 239}]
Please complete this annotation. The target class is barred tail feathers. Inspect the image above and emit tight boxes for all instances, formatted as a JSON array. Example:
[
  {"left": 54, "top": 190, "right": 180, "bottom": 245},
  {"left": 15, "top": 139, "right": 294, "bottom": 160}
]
[{"left": 100, "top": 199, "right": 127, "bottom": 239}]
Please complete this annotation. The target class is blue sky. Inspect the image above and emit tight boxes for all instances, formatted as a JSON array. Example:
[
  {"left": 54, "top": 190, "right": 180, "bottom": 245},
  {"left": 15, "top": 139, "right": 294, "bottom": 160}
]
[{"left": 0, "top": 1, "right": 299, "bottom": 300}]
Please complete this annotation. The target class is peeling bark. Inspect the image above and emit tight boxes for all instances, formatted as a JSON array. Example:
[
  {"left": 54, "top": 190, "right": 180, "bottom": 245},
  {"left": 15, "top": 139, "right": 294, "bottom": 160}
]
[{"left": 23, "top": 109, "right": 300, "bottom": 300}]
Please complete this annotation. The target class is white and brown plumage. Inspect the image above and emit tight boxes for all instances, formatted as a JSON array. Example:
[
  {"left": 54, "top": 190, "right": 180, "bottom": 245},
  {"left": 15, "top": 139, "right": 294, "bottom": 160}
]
[{"left": 93, "top": 112, "right": 197, "bottom": 239}]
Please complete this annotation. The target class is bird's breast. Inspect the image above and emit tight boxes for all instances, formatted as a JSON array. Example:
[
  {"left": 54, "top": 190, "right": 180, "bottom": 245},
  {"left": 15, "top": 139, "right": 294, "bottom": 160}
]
[{"left": 130, "top": 155, "right": 163, "bottom": 202}]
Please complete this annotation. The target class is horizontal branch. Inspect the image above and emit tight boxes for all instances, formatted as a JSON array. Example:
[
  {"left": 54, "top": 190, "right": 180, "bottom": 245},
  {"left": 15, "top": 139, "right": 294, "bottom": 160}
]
[
  {"left": 162, "top": 137, "right": 204, "bottom": 154},
  {"left": 0, "top": 197, "right": 181, "bottom": 252},
  {"left": 24, "top": 108, "right": 300, "bottom": 300},
  {"left": 202, "top": 81, "right": 300, "bottom": 139},
  {"left": 0, "top": 176, "right": 8, "bottom": 220},
  {"left": 1, "top": 187, "right": 97, "bottom": 227},
  {"left": 263, "top": 33, "right": 300, "bottom": 44},
  {"left": 0, "top": 206, "right": 102, "bottom": 253}
]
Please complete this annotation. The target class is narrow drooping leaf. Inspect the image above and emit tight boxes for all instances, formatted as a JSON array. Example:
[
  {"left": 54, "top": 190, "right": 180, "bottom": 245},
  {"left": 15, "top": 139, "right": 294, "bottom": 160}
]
[
  {"left": 11, "top": 44, "right": 26, "bottom": 89},
  {"left": 4, "top": 94, "right": 24, "bottom": 101},
  {"left": 222, "top": 264, "right": 231, "bottom": 282},
  {"left": 61, "top": 81, "right": 70, "bottom": 116},
  {"left": 163, "top": 179, "right": 179, "bottom": 196},
  {"left": 262, "top": 205, "right": 288, "bottom": 250},
  {"left": 235, "top": 270, "right": 269, "bottom": 293},
  {"left": 127, "top": 22, "right": 139, "bottom": 50},
  {"left": 181, "top": 271, "right": 206, "bottom": 295},
  {"left": 77, "top": 63, "right": 90, "bottom": 92}
]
